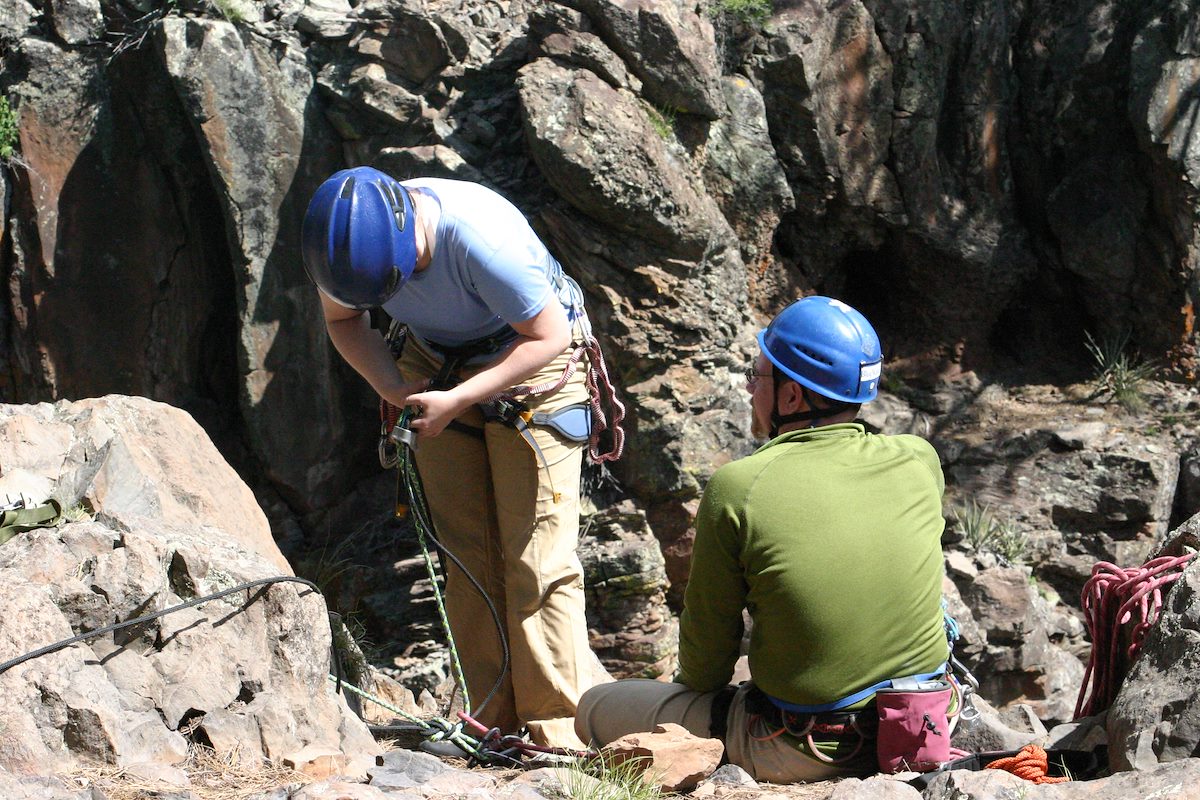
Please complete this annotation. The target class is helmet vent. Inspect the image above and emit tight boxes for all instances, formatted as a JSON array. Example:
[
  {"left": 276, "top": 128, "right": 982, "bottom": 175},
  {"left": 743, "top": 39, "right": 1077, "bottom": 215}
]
[
  {"left": 339, "top": 177, "right": 356, "bottom": 199},
  {"left": 800, "top": 346, "right": 834, "bottom": 366},
  {"left": 384, "top": 267, "right": 401, "bottom": 296},
  {"left": 383, "top": 182, "right": 408, "bottom": 231}
]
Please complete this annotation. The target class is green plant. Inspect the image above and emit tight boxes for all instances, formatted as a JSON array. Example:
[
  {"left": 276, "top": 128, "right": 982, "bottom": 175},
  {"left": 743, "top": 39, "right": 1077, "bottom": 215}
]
[
  {"left": 642, "top": 102, "right": 676, "bottom": 140},
  {"left": 951, "top": 500, "right": 994, "bottom": 551},
  {"left": 562, "top": 752, "right": 663, "bottom": 800},
  {"left": 1084, "top": 329, "right": 1157, "bottom": 412},
  {"left": 60, "top": 502, "right": 94, "bottom": 523},
  {"left": 0, "top": 97, "right": 18, "bottom": 162},
  {"left": 989, "top": 519, "right": 1029, "bottom": 566},
  {"left": 295, "top": 536, "right": 355, "bottom": 599},
  {"left": 210, "top": 0, "right": 246, "bottom": 23},
  {"left": 951, "top": 500, "right": 1027, "bottom": 565},
  {"left": 710, "top": 0, "right": 772, "bottom": 24}
]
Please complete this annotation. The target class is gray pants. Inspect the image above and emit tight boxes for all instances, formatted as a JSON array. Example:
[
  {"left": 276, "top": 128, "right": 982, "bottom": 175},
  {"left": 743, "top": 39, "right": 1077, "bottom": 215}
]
[{"left": 575, "top": 680, "right": 869, "bottom": 783}]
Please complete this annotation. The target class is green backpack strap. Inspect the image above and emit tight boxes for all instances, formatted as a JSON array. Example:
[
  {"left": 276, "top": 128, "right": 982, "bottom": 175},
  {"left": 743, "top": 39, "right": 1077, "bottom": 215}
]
[{"left": 0, "top": 499, "right": 63, "bottom": 546}]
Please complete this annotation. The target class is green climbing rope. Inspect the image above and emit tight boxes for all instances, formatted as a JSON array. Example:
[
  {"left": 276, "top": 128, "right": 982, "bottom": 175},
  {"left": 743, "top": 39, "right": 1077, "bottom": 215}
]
[{"left": 396, "top": 408, "right": 473, "bottom": 717}]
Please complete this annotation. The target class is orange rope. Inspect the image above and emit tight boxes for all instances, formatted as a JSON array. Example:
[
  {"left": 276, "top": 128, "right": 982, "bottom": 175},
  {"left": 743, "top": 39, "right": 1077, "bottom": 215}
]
[{"left": 984, "top": 744, "right": 1069, "bottom": 784}]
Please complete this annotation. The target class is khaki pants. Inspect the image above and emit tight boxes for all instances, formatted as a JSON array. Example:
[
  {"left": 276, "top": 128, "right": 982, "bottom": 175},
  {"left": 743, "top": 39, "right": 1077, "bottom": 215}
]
[
  {"left": 398, "top": 336, "right": 592, "bottom": 749},
  {"left": 575, "top": 680, "right": 868, "bottom": 783}
]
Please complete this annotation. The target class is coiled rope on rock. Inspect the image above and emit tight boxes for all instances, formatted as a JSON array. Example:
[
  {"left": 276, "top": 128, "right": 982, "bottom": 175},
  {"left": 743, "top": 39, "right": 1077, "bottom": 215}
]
[
  {"left": 1074, "top": 552, "right": 1196, "bottom": 719},
  {"left": 985, "top": 743, "right": 1069, "bottom": 784}
]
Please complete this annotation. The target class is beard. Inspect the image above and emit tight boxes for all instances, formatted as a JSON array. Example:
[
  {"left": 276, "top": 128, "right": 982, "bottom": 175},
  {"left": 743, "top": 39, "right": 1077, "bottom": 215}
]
[{"left": 750, "top": 410, "right": 770, "bottom": 441}]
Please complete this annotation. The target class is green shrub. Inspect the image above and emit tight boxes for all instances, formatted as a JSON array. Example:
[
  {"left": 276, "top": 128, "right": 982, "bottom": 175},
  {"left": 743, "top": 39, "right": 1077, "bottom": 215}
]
[
  {"left": 0, "top": 97, "right": 18, "bottom": 161},
  {"left": 643, "top": 102, "right": 676, "bottom": 140},
  {"left": 710, "top": 0, "right": 772, "bottom": 24},
  {"left": 989, "top": 520, "right": 1029, "bottom": 566},
  {"left": 210, "top": 0, "right": 246, "bottom": 23}
]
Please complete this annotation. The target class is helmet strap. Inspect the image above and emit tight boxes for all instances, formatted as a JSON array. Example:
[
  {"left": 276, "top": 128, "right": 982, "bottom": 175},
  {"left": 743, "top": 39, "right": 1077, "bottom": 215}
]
[{"left": 768, "top": 376, "right": 851, "bottom": 438}]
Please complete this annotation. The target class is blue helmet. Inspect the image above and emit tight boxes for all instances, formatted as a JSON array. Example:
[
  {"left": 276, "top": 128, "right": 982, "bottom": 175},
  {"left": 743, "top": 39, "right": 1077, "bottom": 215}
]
[
  {"left": 301, "top": 166, "right": 418, "bottom": 309},
  {"left": 757, "top": 296, "right": 883, "bottom": 404}
]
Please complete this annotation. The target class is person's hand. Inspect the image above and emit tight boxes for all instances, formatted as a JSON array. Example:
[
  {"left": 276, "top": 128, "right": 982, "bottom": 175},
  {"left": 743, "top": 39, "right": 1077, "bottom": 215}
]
[{"left": 405, "top": 388, "right": 470, "bottom": 438}]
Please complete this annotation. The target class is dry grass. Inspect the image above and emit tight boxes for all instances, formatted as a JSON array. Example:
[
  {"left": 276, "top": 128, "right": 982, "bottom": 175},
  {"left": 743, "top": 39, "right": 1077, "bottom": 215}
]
[{"left": 64, "top": 742, "right": 313, "bottom": 800}]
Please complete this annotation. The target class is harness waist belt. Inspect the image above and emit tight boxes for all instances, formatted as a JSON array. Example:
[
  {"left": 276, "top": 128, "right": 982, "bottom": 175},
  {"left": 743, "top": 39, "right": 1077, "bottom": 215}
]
[
  {"left": 766, "top": 661, "right": 948, "bottom": 714},
  {"left": 421, "top": 327, "right": 517, "bottom": 362}
]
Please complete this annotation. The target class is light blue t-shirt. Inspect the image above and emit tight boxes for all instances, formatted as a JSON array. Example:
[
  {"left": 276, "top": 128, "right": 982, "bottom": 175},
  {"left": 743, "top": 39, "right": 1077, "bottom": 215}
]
[{"left": 382, "top": 178, "right": 580, "bottom": 352}]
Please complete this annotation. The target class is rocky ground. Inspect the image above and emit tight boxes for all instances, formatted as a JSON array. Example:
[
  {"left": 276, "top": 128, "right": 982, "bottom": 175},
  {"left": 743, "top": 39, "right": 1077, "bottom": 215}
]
[{"left": 2, "top": 373, "right": 1200, "bottom": 798}]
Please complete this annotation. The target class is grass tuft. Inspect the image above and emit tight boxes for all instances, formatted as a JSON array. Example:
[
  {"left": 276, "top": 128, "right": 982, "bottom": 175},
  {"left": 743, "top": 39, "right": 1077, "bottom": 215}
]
[
  {"left": 210, "top": 0, "right": 246, "bottom": 23},
  {"left": 642, "top": 102, "right": 676, "bottom": 140},
  {"left": 1084, "top": 329, "right": 1157, "bottom": 412},
  {"left": 562, "top": 751, "right": 664, "bottom": 800},
  {"left": 951, "top": 500, "right": 1028, "bottom": 566}
]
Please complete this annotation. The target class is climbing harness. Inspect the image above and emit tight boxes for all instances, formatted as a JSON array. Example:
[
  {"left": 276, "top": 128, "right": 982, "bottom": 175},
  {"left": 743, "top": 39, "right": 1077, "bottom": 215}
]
[
  {"left": 746, "top": 603, "right": 980, "bottom": 773},
  {"left": 378, "top": 301, "right": 626, "bottom": 473},
  {"left": 1074, "top": 551, "right": 1197, "bottom": 719},
  {"left": 744, "top": 684, "right": 876, "bottom": 766}
]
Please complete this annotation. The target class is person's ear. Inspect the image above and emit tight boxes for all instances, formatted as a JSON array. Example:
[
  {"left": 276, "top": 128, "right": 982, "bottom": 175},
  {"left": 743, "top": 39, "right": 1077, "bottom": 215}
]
[{"left": 777, "top": 380, "right": 807, "bottom": 414}]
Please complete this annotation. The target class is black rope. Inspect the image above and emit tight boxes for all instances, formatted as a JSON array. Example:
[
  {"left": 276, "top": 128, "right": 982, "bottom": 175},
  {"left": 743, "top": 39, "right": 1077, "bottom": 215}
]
[{"left": 0, "top": 575, "right": 321, "bottom": 676}]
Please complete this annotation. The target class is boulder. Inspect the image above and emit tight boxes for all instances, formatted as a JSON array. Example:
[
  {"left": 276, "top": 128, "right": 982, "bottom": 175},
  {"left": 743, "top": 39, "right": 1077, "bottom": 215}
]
[
  {"left": 0, "top": 397, "right": 377, "bottom": 775},
  {"left": 557, "top": 0, "right": 725, "bottom": 119},
  {"left": 604, "top": 722, "right": 723, "bottom": 792},
  {"left": 947, "top": 562, "right": 1084, "bottom": 726}
]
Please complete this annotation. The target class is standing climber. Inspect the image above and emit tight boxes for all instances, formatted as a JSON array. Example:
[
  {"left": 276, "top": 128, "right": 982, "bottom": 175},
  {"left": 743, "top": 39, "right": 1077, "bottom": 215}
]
[
  {"left": 575, "top": 296, "right": 948, "bottom": 781},
  {"left": 302, "top": 166, "right": 606, "bottom": 749}
]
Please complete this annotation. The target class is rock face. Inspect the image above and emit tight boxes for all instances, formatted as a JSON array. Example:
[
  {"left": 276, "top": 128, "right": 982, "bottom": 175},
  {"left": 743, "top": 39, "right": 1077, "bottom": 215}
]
[
  {"left": 944, "top": 561, "right": 1084, "bottom": 727},
  {"left": 578, "top": 502, "right": 678, "bottom": 678},
  {"left": 3, "top": 0, "right": 1198, "bottom": 603},
  {"left": 0, "top": 397, "right": 377, "bottom": 775}
]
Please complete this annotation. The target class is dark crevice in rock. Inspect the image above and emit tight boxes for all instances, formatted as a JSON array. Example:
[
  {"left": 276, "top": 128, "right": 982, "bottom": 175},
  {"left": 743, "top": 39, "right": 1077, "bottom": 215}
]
[
  {"left": 838, "top": 247, "right": 902, "bottom": 354},
  {"left": 179, "top": 709, "right": 212, "bottom": 746},
  {"left": 168, "top": 550, "right": 197, "bottom": 600}
]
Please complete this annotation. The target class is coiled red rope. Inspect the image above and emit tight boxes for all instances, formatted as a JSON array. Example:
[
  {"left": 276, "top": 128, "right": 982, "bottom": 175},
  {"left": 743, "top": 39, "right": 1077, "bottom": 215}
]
[{"left": 1074, "top": 552, "right": 1196, "bottom": 718}]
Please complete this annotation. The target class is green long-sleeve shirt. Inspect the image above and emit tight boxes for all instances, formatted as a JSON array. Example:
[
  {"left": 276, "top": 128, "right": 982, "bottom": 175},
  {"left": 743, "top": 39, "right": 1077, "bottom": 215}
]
[{"left": 677, "top": 423, "right": 948, "bottom": 707}]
